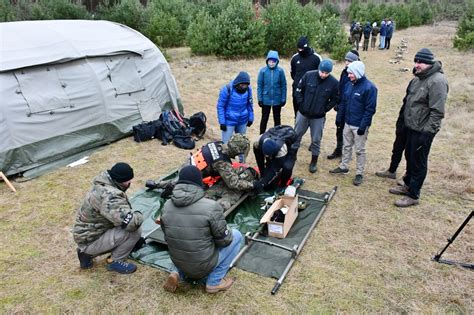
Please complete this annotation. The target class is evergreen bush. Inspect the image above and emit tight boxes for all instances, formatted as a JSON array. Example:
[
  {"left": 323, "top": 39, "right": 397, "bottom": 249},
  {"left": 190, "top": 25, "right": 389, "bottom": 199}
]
[
  {"left": 95, "top": 0, "right": 146, "bottom": 32},
  {"left": 453, "top": 0, "right": 474, "bottom": 50}
]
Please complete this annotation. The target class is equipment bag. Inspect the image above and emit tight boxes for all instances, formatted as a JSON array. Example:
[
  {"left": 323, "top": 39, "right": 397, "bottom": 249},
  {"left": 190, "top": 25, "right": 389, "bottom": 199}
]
[
  {"left": 132, "top": 121, "right": 156, "bottom": 142},
  {"left": 156, "top": 110, "right": 195, "bottom": 149},
  {"left": 189, "top": 111, "right": 207, "bottom": 139}
]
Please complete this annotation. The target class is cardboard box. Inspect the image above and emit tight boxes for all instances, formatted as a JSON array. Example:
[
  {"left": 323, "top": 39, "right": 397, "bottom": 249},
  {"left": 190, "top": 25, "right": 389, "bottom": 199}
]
[{"left": 260, "top": 195, "right": 298, "bottom": 238}]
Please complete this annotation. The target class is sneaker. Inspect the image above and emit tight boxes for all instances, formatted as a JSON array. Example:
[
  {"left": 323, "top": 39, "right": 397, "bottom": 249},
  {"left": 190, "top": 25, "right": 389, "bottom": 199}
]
[
  {"left": 309, "top": 162, "right": 317, "bottom": 173},
  {"left": 375, "top": 169, "right": 396, "bottom": 179},
  {"left": 329, "top": 167, "right": 349, "bottom": 174},
  {"left": 389, "top": 185, "right": 409, "bottom": 195},
  {"left": 163, "top": 272, "right": 179, "bottom": 293},
  {"left": 77, "top": 248, "right": 93, "bottom": 269},
  {"left": 394, "top": 196, "right": 419, "bottom": 207},
  {"left": 106, "top": 260, "right": 137, "bottom": 274},
  {"left": 205, "top": 277, "right": 235, "bottom": 294},
  {"left": 327, "top": 149, "right": 342, "bottom": 160},
  {"left": 353, "top": 174, "right": 363, "bottom": 186}
]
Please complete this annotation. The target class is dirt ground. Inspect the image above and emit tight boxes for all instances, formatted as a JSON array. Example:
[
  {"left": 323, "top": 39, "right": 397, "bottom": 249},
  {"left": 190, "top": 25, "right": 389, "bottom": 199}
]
[{"left": 0, "top": 21, "right": 473, "bottom": 313}]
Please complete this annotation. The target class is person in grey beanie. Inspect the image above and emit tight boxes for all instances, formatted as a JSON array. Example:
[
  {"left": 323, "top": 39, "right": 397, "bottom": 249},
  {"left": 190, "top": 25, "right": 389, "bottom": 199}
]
[
  {"left": 294, "top": 59, "right": 339, "bottom": 173},
  {"left": 327, "top": 50, "right": 359, "bottom": 160},
  {"left": 388, "top": 48, "right": 448, "bottom": 207},
  {"left": 330, "top": 61, "right": 378, "bottom": 186}
]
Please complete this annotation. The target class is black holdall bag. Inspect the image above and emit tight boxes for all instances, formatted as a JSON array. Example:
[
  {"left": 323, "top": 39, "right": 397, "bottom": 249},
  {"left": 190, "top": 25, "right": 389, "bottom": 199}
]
[
  {"left": 173, "top": 134, "right": 195, "bottom": 149},
  {"left": 132, "top": 121, "right": 157, "bottom": 142},
  {"left": 189, "top": 111, "right": 207, "bottom": 139}
]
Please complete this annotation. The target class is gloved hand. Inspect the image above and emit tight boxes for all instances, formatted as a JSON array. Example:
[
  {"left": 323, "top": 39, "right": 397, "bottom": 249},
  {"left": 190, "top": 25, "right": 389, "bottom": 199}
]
[
  {"left": 247, "top": 121, "right": 253, "bottom": 127},
  {"left": 258, "top": 101, "right": 263, "bottom": 107},
  {"left": 161, "top": 182, "right": 175, "bottom": 199},
  {"left": 253, "top": 180, "right": 264, "bottom": 194},
  {"left": 357, "top": 128, "right": 365, "bottom": 136},
  {"left": 220, "top": 124, "right": 227, "bottom": 131},
  {"left": 280, "top": 101, "right": 286, "bottom": 107}
]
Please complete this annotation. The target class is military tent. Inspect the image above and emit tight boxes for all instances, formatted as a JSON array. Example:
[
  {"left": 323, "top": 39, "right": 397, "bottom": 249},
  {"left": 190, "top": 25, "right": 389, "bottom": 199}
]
[{"left": 0, "top": 20, "right": 182, "bottom": 176}]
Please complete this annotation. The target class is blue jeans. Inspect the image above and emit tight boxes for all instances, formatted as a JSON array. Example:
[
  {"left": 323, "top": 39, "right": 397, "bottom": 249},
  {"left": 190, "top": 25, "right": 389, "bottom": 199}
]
[
  {"left": 221, "top": 124, "right": 247, "bottom": 162},
  {"left": 170, "top": 229, "right": 242, "bottom": 286}
]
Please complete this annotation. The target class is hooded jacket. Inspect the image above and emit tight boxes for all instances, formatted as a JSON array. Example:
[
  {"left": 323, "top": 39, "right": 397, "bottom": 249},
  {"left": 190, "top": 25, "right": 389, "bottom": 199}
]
[
  {"left": 290, "top": 47, "right": 322, "bottom": 89},
  {"left": 217, "top": 72, "right": 254, "bottom": 126},
  {"left": 160, "top": 183, "right": 233, "bottom": 279},
  {"left": 336, "top": 76, "right": 378, "bottom": 130},
  {"left": 403, "top": 61, "right": 448, "bottom": 134},
  {"left": 257, "top": 50, "right": 287, "bottom": 106},
  {"left": 295, "top": 70, "right": 339, "bottom": 119},
  {"left": 73, "top": 171, "right": 143, "bottom": 246}
]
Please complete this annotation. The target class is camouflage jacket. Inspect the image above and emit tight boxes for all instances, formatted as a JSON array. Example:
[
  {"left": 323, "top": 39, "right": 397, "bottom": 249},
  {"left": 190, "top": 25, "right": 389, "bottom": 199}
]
[
  {"left": 212, "top": 160, "right": 254, "bottom": 191},
  {"left": 73, "top": 171, "right": 143, "bottom": 246}
]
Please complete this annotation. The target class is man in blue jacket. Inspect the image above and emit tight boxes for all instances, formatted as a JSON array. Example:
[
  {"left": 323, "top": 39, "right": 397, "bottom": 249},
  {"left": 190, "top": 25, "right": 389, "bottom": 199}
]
[
  {"left": 294, "top": 59, "right": 339, "bottom": 173},
  {"left": 330, "top": 61, "right": 377, "bottom": 186},
  {"left": 217, "top": 71, "right": 254, "bottom": 162},
  {"left": 257, "top": 50, "right": 287, "bottom": 134}
]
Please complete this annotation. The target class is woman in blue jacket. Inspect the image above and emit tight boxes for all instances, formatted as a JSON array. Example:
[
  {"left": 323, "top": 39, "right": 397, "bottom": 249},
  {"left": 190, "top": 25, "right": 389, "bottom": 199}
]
[
  {"left": 257, "top": 50, "right": 287, "bottom": 134},
  {"left": 216, "top": 71, "right": 254, "bottom": 161}
]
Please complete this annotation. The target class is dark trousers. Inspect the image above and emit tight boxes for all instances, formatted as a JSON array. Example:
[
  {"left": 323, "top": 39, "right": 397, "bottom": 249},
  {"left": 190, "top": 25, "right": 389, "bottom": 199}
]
[
  {"left": 403, "top": 129, "right": 434, "bottom": 199},
  {"left": 388, "top": 126, "right": 408, "bottom": 173},
  {"left": 385, "top": 37, "right": 392, "bottom": 49},
  {"left": 260, "top": 105, "right": 282, "bottom": 134},
  {"left": 254, "top": 147, "right": 295, "bottom": 188},
  {"left": 335, "top": 122, "right": 344, "bottom": 151},
  {"left": 292, "top": 92, "right": 299, "bottom": 117}
]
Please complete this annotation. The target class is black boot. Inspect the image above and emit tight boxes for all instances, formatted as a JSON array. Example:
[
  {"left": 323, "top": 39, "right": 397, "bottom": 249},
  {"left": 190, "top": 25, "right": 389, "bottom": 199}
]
[
  {"left": 309, "top": 155, "right": 319, "bottom": 173},
  {"left": 327, "top": 148, "right": 342, "bottom": 160},
  {"left": 77, "top": 248, "right": 93, "bottom": 269}
]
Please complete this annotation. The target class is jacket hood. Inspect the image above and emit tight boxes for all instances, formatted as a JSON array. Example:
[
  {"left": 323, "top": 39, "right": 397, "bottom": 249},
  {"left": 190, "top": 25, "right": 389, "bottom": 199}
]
[
  {"left": 233, "top": 71, "right": 251, "bottom": 86},
  {"left": 171, "top": 183, "right": 205, "bottom": 207},
  {"left": 416, "top": 61, "right": 443, "bottom": 80},
  {"left": 266, "top": 50, "right": 280, "bottom": 67}
]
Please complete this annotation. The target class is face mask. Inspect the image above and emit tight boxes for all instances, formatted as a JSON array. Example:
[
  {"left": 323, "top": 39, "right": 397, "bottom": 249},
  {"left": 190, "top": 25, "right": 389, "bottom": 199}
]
[{"left": 235, "top": 85, "right": 248, "bottom": 94}]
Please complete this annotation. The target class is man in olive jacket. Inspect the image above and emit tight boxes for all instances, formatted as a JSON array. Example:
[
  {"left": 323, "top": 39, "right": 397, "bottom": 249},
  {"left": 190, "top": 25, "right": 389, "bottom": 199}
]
[
  {"left": 161, "top": 165, "right": 242, "bottom": 294},
  {"left": 389, "top": 48, "right": 448, "bottom": 207}
]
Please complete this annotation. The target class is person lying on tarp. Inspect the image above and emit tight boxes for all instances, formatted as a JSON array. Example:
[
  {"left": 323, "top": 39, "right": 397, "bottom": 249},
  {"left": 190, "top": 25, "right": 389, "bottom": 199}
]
[
  {"left": 149, "top": 133, "right": 259, "bottom": 210},
  {"left": 161, "top": 165, "right": 242, "bottom": 294},
  {"left": 253, "top": 125, "right": 298, "bottom": 191}
]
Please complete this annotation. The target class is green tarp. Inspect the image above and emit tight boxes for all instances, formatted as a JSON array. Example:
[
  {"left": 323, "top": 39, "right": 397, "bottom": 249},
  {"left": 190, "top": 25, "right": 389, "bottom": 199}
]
[{"left": 129, "top": 176, "right": 331, "bottom": 280}]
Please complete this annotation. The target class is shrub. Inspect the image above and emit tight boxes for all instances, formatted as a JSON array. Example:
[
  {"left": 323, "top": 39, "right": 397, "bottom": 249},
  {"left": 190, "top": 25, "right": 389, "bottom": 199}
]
[
  {"left": 1, "top": 0, "right": 89, "bottom": 21},
  {"left": 315, "top": 15, "right": 351, "bottom": 61},
  {"left": 144, "top": 0, "right": 192, "bottom": 47},
  {"left": 95, "top": 0, "right": 146, "bottom": 32},
  {"left": 186, "top": 10, "right": 216, "bottom": 55},
  {"left": 453, "top": 0, "right": 474, "bottom": 50},
  {"left": 0, "top": 0, "right": 16, "bottom": 22}
]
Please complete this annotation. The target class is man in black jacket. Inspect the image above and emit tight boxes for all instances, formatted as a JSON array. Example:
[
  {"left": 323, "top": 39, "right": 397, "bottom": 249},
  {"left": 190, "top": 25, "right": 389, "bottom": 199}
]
[
  {"left": 294, "top": 59, "right": 339, "bottom": 173},
  {"left": 161, "top": 166, "right": 242, "bottom": 293},
  {"left": 290, "top": 36, "right": 322, "bottom": 116}
]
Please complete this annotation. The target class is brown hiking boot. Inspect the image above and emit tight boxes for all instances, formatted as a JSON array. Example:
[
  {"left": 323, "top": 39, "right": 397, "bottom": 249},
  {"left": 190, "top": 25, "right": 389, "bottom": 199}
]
[
  {"left": 375, "top": 169, "right": 396, "bottom": 179},
  {"left": 163, "top": 272, "right": 179, "bottom": 293},
  {"left": 394, "top": 196, "right": 419, "bottom": 207},
  {"left": 389, "top": 185, "right": 409, "bottom": 195},
  {"left": 205, "top": 277, "right": 235, "bottom": 294}
]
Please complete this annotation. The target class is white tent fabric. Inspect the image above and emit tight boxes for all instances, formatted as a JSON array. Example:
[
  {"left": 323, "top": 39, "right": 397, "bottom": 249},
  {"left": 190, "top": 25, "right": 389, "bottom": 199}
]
[{"left": 0, "top": 20, "right": 182, "bottom": 176}]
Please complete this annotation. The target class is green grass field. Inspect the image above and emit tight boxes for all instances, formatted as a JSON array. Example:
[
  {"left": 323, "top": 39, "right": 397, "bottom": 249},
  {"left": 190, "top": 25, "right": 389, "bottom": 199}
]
[{"left": 0, "top": 21, "right": 472, "bottom": 313}]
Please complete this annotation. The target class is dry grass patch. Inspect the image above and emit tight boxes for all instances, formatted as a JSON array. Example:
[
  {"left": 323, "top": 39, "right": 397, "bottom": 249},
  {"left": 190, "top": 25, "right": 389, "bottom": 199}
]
[{"left": 0, "top": 21, "right": 473, "bottom": 313}]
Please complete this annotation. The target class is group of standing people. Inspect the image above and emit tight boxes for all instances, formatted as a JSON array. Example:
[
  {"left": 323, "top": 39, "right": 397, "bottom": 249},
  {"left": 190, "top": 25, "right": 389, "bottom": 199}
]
[
  {"left": 71, "top": 31, "right": 447, "bottom": 295},
  {"left": 350, "top": 19, "right": 394, "bottom": 51}
]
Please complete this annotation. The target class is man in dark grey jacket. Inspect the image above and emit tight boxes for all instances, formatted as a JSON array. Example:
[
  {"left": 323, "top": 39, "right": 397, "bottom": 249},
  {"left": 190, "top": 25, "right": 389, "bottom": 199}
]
[
  {"left": 389, "top": 48, "right": 448, "bottom": 207},
  {"left": 294, "top": 59, "right": 339, "bottom": 173},
  {"left": 160, "top": 165, "right": 242, "bottom": 294}
]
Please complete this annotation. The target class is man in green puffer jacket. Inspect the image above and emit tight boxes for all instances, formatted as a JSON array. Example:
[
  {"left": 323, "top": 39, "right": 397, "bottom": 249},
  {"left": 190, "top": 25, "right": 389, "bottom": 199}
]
[
  {"left": 389, "top": 48, "right": 448, "bottom": 207},
  {"left": 160, "top": 165, "right": 242, "bottom": 294}
]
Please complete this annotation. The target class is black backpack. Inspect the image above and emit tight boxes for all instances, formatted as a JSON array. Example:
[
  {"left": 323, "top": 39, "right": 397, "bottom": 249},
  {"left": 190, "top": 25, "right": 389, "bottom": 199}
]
[
  {"left": 189, "top": 112, "right": 207, "bottom": 139},
  {"left": 132, "top": 121, "right": 157, "bottom": 142},
  {"left": 157, "top": 110, "right": 195, "bottom": 149}
]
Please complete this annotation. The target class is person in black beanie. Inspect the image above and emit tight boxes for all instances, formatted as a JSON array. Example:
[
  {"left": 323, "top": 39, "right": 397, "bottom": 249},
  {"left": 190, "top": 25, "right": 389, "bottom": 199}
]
[
  {"left": 327, "top": 49, "right": 359, "bottom": 160},
  {"left": 161, "top": 165, "right": 242, "bottom": 294},
  {"left": 388, "top": 48, "right": 448, "bottom": 207},
  {"left": 290, "top": 36, "right": 322, "bottom": 117},
  {"left": 73, "top": 162, "right": 144, "bottom": 274}
]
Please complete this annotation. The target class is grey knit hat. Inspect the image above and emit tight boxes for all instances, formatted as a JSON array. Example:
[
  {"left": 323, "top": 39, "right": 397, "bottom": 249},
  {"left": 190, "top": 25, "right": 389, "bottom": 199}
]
[
  {"left": 414, "top": 48, "right": 435, "bottom": 65},
  {"left": 347, "top": 61, "right": 365, "bottom": 80}
]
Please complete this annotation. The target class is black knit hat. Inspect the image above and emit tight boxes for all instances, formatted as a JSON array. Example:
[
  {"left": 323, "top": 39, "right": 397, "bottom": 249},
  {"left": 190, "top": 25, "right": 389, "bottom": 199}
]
[
  {"left": 297, "top": 36, "right": 308, "bottom": 49},
  {"left": 414, "top": 48, "right": 434, "bottom": 65},
  {"left": 108, "top": 162, "right": 134, "bottom": 182},
  {"left": 178, "top": 165, "right": 203, "bottom": 188}
]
